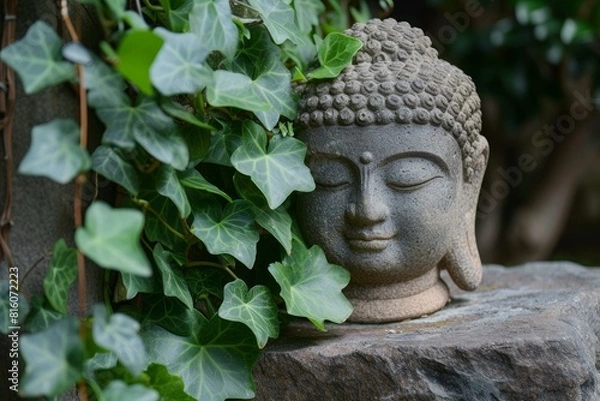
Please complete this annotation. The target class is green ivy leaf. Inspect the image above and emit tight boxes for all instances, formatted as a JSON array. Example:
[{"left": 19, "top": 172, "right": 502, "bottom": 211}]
[
  {"left": 189, "top": 0, "right": 239, "bottom": 59},
  {"left": 0, "top": 21, "right": 75, "bottom": 94},
  {"left": 43, "top": 239, "right": 77, "bottom": 315},
  {"left": 101, "top": 0, "right": 148, "bottom": 28},
  {"left": 231, "top": 27, "right": 296, "bottom": 130},
  {"left": 105, "top": 0, "right": 126, "bottom": 18},
  {"left": 293, "top": 0, "right": 325, "bottom": 33},
  {"left": 156, "top": 165, "right": 191, "bottom": 218},
  {"left": 20, "top": 318, "right": 84, "bottom": 398},
  {"left": 123, "top": 10, "right": 150, "bottom": 30},
  {"left": 218, "top": 279, "right": 279, "bottom": 348},
  {"left": 184, "top": 268, "right": 231, "bottom": 302},
  {"left": 0, "top": 280, "right": 29, "bottom": 334},
  {"left": 84, "top": 351, "right": 118, "bottom": 382},
  {"left": 252, "top": 59, "right": 296, "bottom": 130},
  {"left": 561, "top": 18, "right": 594, "bottom": 44},
  {"left": 61, "top": 42, "right": 92, "bottom": 65},
  {"left": 64, "top": 39, "right": 95, "bottom": 61},
  {"left": 160, "top": 99, "right": 216, "bottom": 131},
  {"left": 151, "top": 28, "right": 213, "bottom": 96},
  {"left": 103, "top": 381, "right": 159, "bottom": 401},
  {"left": 268, "top": 242, "right": 353, "bottom": 330},
  {"left": 234, "top": 173, "right": 292, "bottom": 254},
  {"left": 153, "top": 244, "right": 194, "bottom": 309},
  {"left": 94, "top": 102, "right": 135, "bottom": 150},
  {"left": 142, "top": 191, "right": 187, "bottom": 250},
  {"left": 92, "top": 145, "right": 141, "bottom": 195},
  {"left": 307, "top": 32, "right": 363, "bottom": 79},
  {"left": 75, "top": 201, "right": 152, "bottom": 277},
  {"left": 283, "top": 39, "right": 317, "bottom": 75},
  {"left": 206, "top": 70, "right": 272, "bottom": 113},
  {"left": 141, "top": 314, "right": 260, "bottom": 401},
  {"left": 147, "top": 363, "right": 195, "bottom": 401},
  {"left": 93, "top": 304, "right": 147, "bottom": 376},
  {"left": 23, "top": 296, "right": 62, "bottom": 332},
  {"left": 231, "top": 120, "right": 315, "bottom": 209},
  {"left": 140, "top": 295, "right": 200, "bottom": 336},
  {"left": 159, "top": 0, "right": 193, "bottom": 32},
  {"left": 191, "top": 200, "right": 259, "bottom": 268},
  {"left": 19, "top": 119, "right": 91, "bottom": 184},
  {"left": 120, "top": 272, "right": 160, "bottom": 300},
  {"left": 115, "top": 29, "right": 164, "bottom": 95},
  {"left": 178, "top": 168, "right": 232, "bottom": 202},
  {"left": 96, "top": 97, "right": 189, "bottom": 170},
  {"left": 203, "top": 124, "right": 243, "bottom": 166},
  {"left": 84, "top": 55, "right": 129, "bottom": 109},
  {"left": 246, "top": 0, "right": 308, "bottom": 46}
]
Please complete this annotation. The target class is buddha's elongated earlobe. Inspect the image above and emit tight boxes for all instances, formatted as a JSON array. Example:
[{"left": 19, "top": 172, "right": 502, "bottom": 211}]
[
  {"left": 439, "top": 218, "right": 483, "bottom": 290},
  {"left": 440, "top": 137, "right": 489, "bottom": 291}
]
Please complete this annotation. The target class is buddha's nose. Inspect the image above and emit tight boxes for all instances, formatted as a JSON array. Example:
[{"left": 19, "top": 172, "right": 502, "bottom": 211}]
[{"left": 345, "top": 187, "right": 389, "bottom": 226}]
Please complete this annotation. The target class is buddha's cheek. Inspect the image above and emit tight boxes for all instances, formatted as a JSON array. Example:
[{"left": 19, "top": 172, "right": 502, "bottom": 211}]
[
  {"left": 391, "top": 208, "right": 455, "bottom": 277},
  {"left": 391, "top": 183, "right": 458, "bottom": 268},
  {"left": 296, "top": 190, "right": 349, "bottom": 264}
]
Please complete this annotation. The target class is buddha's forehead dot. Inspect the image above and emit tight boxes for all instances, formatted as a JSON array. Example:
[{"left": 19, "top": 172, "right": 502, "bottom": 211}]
[{"left": 360, "top": 151, "right": 373, "bottom": 165}]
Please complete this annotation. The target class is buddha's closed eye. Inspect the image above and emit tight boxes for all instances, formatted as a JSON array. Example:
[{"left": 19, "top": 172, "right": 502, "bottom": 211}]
[
  {"left": 308, "top": 154, "right": 447, "bottom": 190},
  {"left": 309, "top": 157, "right": 353, "bottom": 189},
  {"left": 384, "top": 157, "right": 445, "bottom": 191}
]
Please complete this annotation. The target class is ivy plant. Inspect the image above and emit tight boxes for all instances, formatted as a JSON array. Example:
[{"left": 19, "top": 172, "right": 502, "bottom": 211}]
[{"left": 0, "top": 0, "right": 365, "bottom": 400}]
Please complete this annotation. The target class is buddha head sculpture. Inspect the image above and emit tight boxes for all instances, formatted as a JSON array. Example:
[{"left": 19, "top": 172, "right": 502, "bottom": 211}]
[{"left": 295, "top": 19, "right": 489, "bottom": 323}]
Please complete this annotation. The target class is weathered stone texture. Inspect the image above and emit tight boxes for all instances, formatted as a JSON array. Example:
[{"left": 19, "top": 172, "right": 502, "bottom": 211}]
[
  {"left": 253, "top": 262, "right": 600, "bottom": 401},
  {"left": 0, "top": 2, "right": 104, "bottom": 400}
]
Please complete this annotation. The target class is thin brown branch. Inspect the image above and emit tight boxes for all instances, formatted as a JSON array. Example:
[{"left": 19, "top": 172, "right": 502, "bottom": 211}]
[
  {"left": 61, "top": 0, "right": 80, "bottom": 42},
  {"left": 0, "top": 0, "right": 17, "bottom": 269},
  {"left": 61, "top": 1, "right": 89, "bottom": 400}
]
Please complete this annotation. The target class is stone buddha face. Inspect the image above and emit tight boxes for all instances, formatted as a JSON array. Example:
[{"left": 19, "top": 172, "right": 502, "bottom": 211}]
[
  {"left": 299, "top": 124, "right": 461, "bottom": 286},
  {"left": 295, "top": 18, "right": 489, "bottom": 322}
]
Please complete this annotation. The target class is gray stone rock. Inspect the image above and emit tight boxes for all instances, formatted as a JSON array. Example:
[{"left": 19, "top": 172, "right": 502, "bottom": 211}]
[{"left": 253, "top": 262, "right": 600, "bottom": 401}]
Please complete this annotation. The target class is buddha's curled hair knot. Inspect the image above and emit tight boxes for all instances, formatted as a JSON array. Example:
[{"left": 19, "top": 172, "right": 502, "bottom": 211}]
[{"left": 296, "top": 18, "right": 485, "bottom": 182}]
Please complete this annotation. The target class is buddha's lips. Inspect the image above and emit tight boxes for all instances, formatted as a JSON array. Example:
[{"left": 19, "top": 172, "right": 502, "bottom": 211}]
[
  {"left": 344, "top": 232, "right": 395, "bottom": 251},
  {"left": 344, "top": 232, "right": 395, "bottom": 241}
]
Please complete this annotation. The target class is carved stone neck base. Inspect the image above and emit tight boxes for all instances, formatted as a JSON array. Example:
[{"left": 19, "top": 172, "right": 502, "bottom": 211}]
[{"left": 345, "top": 268, "right": 449, "bottom": 323}]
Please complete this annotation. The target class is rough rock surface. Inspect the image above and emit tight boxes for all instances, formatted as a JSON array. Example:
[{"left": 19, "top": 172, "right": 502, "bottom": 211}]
[{"left": 253, "top": 262, "right": 600, "bottom": 401}]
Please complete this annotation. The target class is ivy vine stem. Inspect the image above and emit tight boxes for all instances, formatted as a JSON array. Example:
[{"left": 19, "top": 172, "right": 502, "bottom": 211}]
[
  {"left": 135, "top": 199, "right": 187, "bottom": 240},
  {"left": 61, "top": 1, "right": 89, "bottom": 400},
  {"left": 195, "top": 92, "right": 206, "bottom": 116},
  {"left": 185, "top": 261, "right": 239, "bottom": 280},
  {"left": 18, "top": 252, "right": 50, "bottom": 288},
  {"left": 86, "top": 379, "right": 104, "bottom": 401},
  {"left": 103, "top": 269, "right": 113, "bottom": 314},
  {"left": 197, "top": 294, "right": 217, "bottom": 316},
  {"left": 142, "top": 0, "right": 163, "bottom": 12}
]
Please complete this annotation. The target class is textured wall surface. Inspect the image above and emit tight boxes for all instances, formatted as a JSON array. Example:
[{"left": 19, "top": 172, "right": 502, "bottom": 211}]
[{"left": 0, "top": 2, "right": 103, "bottom": 400}]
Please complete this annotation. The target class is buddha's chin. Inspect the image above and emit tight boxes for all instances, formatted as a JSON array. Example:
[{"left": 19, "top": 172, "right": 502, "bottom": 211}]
[{"left": 335, "top": 254, "right": 432, "bottom": 286}]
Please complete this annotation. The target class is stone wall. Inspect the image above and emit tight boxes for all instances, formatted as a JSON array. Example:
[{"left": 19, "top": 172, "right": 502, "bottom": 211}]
[{"left": 0, "top": 2, "right": 104, "bottom": 400}]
